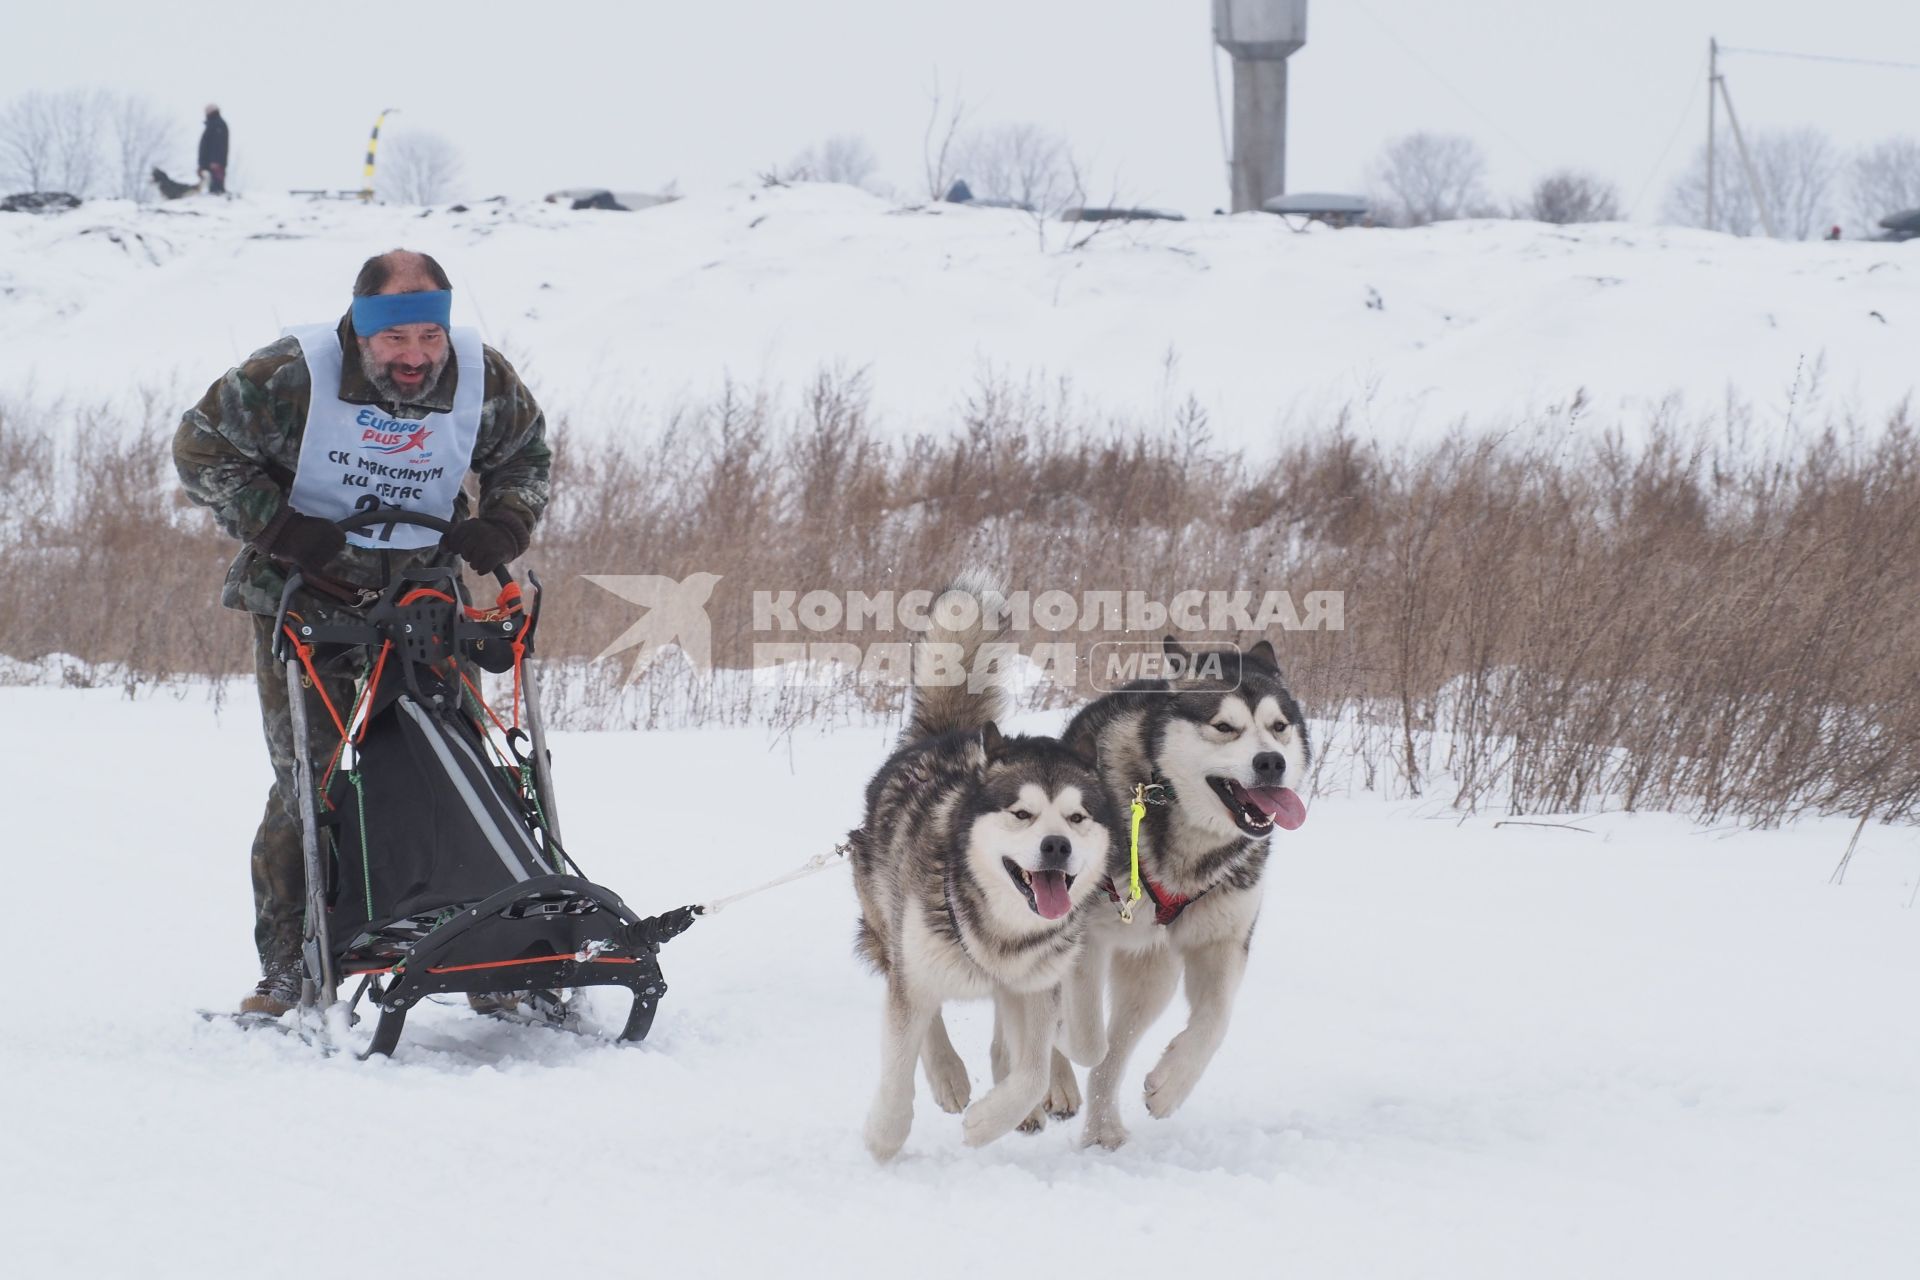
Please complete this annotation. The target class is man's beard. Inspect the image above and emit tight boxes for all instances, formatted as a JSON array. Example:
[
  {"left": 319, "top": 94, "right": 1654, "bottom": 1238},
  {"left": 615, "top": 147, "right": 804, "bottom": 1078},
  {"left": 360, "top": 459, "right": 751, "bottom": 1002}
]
[{"left": 357, "top": 343, "right": 451, "bottom": 405}]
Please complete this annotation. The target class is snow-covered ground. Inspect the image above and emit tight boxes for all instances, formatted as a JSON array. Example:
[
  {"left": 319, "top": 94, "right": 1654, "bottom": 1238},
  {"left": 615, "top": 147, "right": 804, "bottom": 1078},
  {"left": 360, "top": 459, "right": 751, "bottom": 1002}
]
[
  {"left": 5, "top": 683, "right": 1917, "bottom": 1277},
  {"left": 3, "top": 185, "right": 1915, "bottom": 443}
]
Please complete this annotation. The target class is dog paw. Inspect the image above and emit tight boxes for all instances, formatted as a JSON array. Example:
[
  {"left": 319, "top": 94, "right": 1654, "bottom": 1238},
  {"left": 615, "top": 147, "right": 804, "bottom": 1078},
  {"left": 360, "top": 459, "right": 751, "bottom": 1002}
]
[
  {"left": 924, "top": 1059, "right": 971, "bottom": 1115},
  {"left": 1045, "top": 1064, "right": 1082, "bottom": 1119},
  {"left": 963, "top": 1099, "right": 1019, "bottom": 1148},
  {"left": 1143, "top": 1050, "right": 1203, "bottom": 1119},
  {"left": 1017, "top": 1107, "right": 1047, "bottom": 1134},
  {"left": 864, "top": 1105, "right": 912, "bottom": 1162},
  {"left": 1079, "top": 1109, "right": 1129, "bottom": 1151}
]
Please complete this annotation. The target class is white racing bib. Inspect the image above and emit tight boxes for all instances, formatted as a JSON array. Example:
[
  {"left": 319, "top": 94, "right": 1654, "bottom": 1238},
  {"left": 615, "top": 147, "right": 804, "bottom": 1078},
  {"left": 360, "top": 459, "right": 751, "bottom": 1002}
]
[{"left": 284, "top": 323, "right": 485, "bottom": 550}]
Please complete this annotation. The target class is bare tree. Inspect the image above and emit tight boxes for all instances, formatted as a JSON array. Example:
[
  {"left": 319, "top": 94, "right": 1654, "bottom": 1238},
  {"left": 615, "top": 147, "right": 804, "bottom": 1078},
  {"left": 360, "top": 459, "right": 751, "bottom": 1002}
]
[
  {"left": 1666, "top": 141, "right": 1759, "bottom": 236},
  {"left": 1367, "top": 132, "right": 1491, "bottom": 226},
  {"left": 1848, "top": 137, "right": 1920, "bottom": 234},
  {"left": 786, "top": 134, "right": 881, "bottom": 191},
  {"left": 1515, "top": 169, "right": 1622, "bottom": 224},
  {"left": 104, "top": 93, "right": 178, "bottom": 203},
  {"left": 0, "top": 89, "right": 102, "bottom": 194},
  {"left": 1754, "top": 128, "right": 1841, "bottom": 240},
  {"left": 1665, "top": 128, "right": 1840, "bottom": 239},
  {"left": 379, "top": 131, "right": 465, "bottom": 204},
  {"left": 951, "top": 122, "right": 1075, "bottom": 213},
  {"left": 921, "top": 74, "right": 968, "bottom": 201}
]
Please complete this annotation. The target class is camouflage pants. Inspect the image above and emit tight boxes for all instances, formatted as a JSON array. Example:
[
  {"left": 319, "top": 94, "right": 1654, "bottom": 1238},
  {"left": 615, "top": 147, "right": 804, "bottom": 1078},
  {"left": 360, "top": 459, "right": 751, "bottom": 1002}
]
[{"left": 248, "top": 612, "right": 362, "bottom": 978}]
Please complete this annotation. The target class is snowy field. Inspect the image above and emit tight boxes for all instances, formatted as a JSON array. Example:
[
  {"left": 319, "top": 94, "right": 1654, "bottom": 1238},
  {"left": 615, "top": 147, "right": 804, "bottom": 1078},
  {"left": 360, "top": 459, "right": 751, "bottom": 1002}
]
[
  {"left": 3, "top": 184, "right": 1917, "bottom": 442},
  {"left": 4, "top": 682, "right": 1917, "bottom": 1278}
]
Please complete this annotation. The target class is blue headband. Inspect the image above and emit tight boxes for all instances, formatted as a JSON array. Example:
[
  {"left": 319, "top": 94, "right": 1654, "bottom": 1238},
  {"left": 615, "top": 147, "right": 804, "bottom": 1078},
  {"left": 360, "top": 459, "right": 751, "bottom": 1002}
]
[{"left": 351, "top": 289, "right": 451, "bottom": 335}]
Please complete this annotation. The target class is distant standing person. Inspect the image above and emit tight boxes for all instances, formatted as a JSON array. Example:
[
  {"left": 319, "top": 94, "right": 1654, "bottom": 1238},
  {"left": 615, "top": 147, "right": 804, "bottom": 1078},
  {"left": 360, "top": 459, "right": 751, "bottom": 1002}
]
[{"left": 199, "top": 104, "right": 229, "bottom": 195}]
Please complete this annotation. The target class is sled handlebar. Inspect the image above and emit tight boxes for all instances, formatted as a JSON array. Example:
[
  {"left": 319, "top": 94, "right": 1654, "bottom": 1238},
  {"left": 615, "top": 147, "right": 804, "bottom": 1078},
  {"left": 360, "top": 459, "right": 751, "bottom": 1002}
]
[{"left": 332, "top": 508, "right": 514, "bottom": 589}]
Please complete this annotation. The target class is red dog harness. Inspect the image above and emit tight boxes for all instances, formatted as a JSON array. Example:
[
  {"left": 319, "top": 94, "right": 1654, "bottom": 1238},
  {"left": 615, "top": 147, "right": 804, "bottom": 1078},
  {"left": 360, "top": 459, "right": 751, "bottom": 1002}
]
[{"left": 1102, "top": 875, "right": 1208, "bottom": 926}]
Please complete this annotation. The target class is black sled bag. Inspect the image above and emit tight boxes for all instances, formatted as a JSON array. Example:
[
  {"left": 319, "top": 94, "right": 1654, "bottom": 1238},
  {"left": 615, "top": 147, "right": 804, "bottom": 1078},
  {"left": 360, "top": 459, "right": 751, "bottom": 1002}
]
[{"left": 324, "top": 675, "right": 557, "bottom": 950}]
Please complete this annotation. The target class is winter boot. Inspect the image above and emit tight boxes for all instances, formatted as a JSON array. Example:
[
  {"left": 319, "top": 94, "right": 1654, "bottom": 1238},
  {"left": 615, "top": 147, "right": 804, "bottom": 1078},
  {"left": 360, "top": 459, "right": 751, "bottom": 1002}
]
[{"left": 239, "top": 970, "right": 301, "bottom": 1017}]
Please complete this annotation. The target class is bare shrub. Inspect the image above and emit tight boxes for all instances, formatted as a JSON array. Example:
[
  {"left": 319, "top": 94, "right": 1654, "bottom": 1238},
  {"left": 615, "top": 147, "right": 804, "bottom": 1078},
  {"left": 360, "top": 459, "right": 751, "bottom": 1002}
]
[
  {"left": 1368, "top": 132, "right": 1491, "bottom": 226},
  {"left": 921, "top": 75, "right": 967, "bottom": 200},
  {"left": 105, "top": 93, "right": 178, "bottom": 203},
  {"left": 0, "top": 89, "right": 102, "bottom": 194},
  {"left": 787, "top": 134, "right": 881, "bottom": 191},
  {"left": 951, "top": 122, "right": 1075, "bottom": 213},
  {"left": 1515, "top": 169, "right": 1622, "bottom": 224},
  {"left": 380, "top": 131, "right": 465, "bottom": 205},
  {"left": 1665, "top": 128, "right": 1841, "bottom": 239},
  {"left": 0, "top": 90, "right": 186, "bottom": 201},
  {"left": 1848, "top": 136, "right": 1920, "bottom": 234},
  {"left": 5, "top": 381, "right": 1917, "bottom": 827}
]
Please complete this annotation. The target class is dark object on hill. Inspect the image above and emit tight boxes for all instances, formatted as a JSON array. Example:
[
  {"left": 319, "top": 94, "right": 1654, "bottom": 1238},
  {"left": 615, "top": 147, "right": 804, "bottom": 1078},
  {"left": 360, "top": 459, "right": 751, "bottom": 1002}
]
[
  {"left": 1877, "top": 209, "right": 1920, "bottom": 242},
  {"left": 545, "top": 187, "right": 677, "bottom": 212},
  {"left": 199, "top": 106, "right": 228, "bottom": 195},
  {"left": 152, "top": 167, "right": 202, "bottom": 200},
  {"left": 1, "top": 191, "right": 81, "bottom": 214},
  {"left": 1061, "top": 206, "right": 1186, "bottom": 223},
  {"left": 1263, "top": 192, "right": 1371, "bottom": 229}
]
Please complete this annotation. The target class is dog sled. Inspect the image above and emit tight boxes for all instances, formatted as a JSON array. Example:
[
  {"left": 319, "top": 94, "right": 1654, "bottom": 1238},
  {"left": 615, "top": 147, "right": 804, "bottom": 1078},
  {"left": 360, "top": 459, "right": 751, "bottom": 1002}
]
[{"left": 253, "top": 509, "right": 695, "bottom": 1057}]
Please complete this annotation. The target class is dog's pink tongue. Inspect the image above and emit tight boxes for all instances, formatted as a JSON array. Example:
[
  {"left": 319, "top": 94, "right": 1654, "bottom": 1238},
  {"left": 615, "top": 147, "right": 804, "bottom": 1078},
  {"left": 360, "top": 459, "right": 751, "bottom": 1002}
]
[
  {"left": 1245, "top": 786, "right": 1307, "bottom": 830},
  {"left": 1031, "top": 871, "right": 1073, "bottom": 920}
]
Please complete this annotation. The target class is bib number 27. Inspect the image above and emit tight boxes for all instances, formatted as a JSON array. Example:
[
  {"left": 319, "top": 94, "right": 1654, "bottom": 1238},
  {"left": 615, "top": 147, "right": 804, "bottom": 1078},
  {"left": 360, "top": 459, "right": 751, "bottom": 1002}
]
[{"left": 353, "top": 494, "right": 403, "bottom": 543}]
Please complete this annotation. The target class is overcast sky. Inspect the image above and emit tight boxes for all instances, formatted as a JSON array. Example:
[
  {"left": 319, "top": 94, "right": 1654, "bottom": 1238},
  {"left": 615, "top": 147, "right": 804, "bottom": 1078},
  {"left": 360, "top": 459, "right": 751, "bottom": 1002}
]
[{"left": 10, "top": 1, "right": 1920, "bottom": 217}]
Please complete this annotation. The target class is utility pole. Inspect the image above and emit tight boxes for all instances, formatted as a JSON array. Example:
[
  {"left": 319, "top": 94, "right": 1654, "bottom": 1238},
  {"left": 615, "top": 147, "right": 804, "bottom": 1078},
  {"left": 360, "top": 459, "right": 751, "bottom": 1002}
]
[
  {"left": 1715, "top": 67, "right": 1777, "bottom": 239},
  {"left": 1703, "top": 39, "right": 1775, "bottom": 238},
  {"left": 1706, "top": 37, "right": 1717, "bottom": 231}
]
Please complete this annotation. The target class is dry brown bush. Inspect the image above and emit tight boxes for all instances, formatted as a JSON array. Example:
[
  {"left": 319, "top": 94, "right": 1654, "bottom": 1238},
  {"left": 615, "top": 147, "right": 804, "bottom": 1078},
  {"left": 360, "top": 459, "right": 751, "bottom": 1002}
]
[{"left": 2, "top": 377, "right": 1915, "bottom": 826}]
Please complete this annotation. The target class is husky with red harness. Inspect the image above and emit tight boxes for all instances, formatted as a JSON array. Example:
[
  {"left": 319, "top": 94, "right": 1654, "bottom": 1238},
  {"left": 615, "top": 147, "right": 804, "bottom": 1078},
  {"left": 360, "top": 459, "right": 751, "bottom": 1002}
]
[{"left": 1054, "top": 637, "right": 1311, "bottom": 1149}]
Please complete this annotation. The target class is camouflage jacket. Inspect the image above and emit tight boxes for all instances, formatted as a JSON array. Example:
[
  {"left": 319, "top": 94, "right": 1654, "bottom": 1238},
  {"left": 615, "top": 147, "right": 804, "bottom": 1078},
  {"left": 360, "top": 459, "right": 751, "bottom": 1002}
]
[{"left": 173, "top": 314, "right": 551, "bottom": 618}]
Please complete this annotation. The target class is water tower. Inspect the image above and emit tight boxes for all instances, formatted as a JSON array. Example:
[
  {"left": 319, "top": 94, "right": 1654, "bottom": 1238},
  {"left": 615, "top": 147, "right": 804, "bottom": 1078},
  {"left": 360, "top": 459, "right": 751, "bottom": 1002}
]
[{"left": 1213, "top": 0, "right": 1308, "bottom": 212}]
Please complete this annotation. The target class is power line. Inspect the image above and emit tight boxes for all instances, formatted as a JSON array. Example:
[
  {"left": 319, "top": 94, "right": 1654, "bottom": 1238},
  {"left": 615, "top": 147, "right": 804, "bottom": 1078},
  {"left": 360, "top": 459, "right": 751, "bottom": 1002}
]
[
  {"left": 1348, "top": 0, "right": 1542, "bottom": 166},
  {"left": 1719, "top": 45, "right": 1920, "bottom": 74},
  {"left": 1628, "top": 48, "right": 1709, "bottom": 219},
  {"left": 1208, "top": 37, "right": 1233, "bottom": 197}
]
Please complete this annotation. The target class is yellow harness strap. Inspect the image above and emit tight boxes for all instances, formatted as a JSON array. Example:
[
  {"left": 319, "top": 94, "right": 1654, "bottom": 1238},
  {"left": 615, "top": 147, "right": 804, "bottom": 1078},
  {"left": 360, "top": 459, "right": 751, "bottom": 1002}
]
[{"left": 1121, "top": 782, "right": 1148, "bottom": 923}]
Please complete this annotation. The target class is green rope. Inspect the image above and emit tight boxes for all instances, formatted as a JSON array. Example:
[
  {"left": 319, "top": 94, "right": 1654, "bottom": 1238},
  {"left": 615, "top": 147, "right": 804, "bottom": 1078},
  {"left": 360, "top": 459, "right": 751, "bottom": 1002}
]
[
  {"left": 314, "top": 658, "right": 374, "bottom": 811},
  {"left": 349, "top": 768, "right": 373, "bottom": 917},
  {"left": 523, "top": 780, "right": 572, "bottom": 875}
]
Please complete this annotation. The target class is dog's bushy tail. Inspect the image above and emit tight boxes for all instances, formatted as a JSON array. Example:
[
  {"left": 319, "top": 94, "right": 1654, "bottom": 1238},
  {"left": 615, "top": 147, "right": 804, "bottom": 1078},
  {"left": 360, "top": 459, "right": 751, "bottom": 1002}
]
[{"left": 903, "top": 570, "right": 1008, "bottom": 743}]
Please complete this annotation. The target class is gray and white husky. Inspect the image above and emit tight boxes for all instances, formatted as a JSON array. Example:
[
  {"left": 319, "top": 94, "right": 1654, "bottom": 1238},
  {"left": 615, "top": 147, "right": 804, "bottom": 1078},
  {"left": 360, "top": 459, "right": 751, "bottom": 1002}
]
[
  {"left": 849, "top": 580, "right": 1118, "bottom": 1161},
  {"left": 1057, "top": 636, "right": 1310, "bottom": 1149}
]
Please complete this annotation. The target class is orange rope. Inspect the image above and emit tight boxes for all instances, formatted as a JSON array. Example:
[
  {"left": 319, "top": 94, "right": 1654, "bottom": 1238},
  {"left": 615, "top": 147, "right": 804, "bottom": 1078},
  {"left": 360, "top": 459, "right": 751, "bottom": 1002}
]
[
  {"left": 354, "top": 642, "right": 393, "bottom": 744},
  {"left": 340, "top": 954, "right": 640, "bottom": 978},
  {"left": 460, "top": 669, "right": 516, "bottom": 742},
  {"left": 282, "top": 624, "right": 348, "bottom": 740}
]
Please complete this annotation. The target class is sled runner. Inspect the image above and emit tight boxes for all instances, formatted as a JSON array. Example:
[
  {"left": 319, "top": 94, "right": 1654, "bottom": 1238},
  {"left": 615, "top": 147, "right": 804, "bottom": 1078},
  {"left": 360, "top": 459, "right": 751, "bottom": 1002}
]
[{"left": 267, "top": 509, "right": 694, "bottom": 1058}]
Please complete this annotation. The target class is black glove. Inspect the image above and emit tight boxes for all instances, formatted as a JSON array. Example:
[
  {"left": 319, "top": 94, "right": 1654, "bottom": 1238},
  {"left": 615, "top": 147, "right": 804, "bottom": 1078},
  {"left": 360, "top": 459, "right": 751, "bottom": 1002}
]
[
  {"left": 257, "top": 507, "right": 346, "bottom": 576},
  {"left": 441, "top": 509, "right": 531, "bottom": 574}
]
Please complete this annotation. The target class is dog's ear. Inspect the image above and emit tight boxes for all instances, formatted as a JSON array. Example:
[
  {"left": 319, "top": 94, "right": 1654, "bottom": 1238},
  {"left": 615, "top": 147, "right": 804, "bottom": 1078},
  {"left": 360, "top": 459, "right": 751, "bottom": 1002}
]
[
  {"left": 1246, "top": 638, "right": 1279, "bottom": 673},
  {"left": 1161, "top": 635, "right": 1190, "bottom": 662},
  {"left": 980, "top": 721, "right": 1006, "bottom": 761}
]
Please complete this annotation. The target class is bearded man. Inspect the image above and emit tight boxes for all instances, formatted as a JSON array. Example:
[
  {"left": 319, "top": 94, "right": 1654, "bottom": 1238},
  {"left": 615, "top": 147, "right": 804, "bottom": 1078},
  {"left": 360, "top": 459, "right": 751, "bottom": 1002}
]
[{"left": 173, "top": 248, "right": 551, "bottom": 1015}]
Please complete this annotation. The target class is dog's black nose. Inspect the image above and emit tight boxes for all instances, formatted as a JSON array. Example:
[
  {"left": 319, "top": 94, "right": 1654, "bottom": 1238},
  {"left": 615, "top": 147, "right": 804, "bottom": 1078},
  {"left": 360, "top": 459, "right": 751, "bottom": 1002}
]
[
  {"left": 1039, "top": 834, "right": 1072, "bottom": 864},
  {"left": 1252, "top": 751, "right": 1286, "bottom": 781}
]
